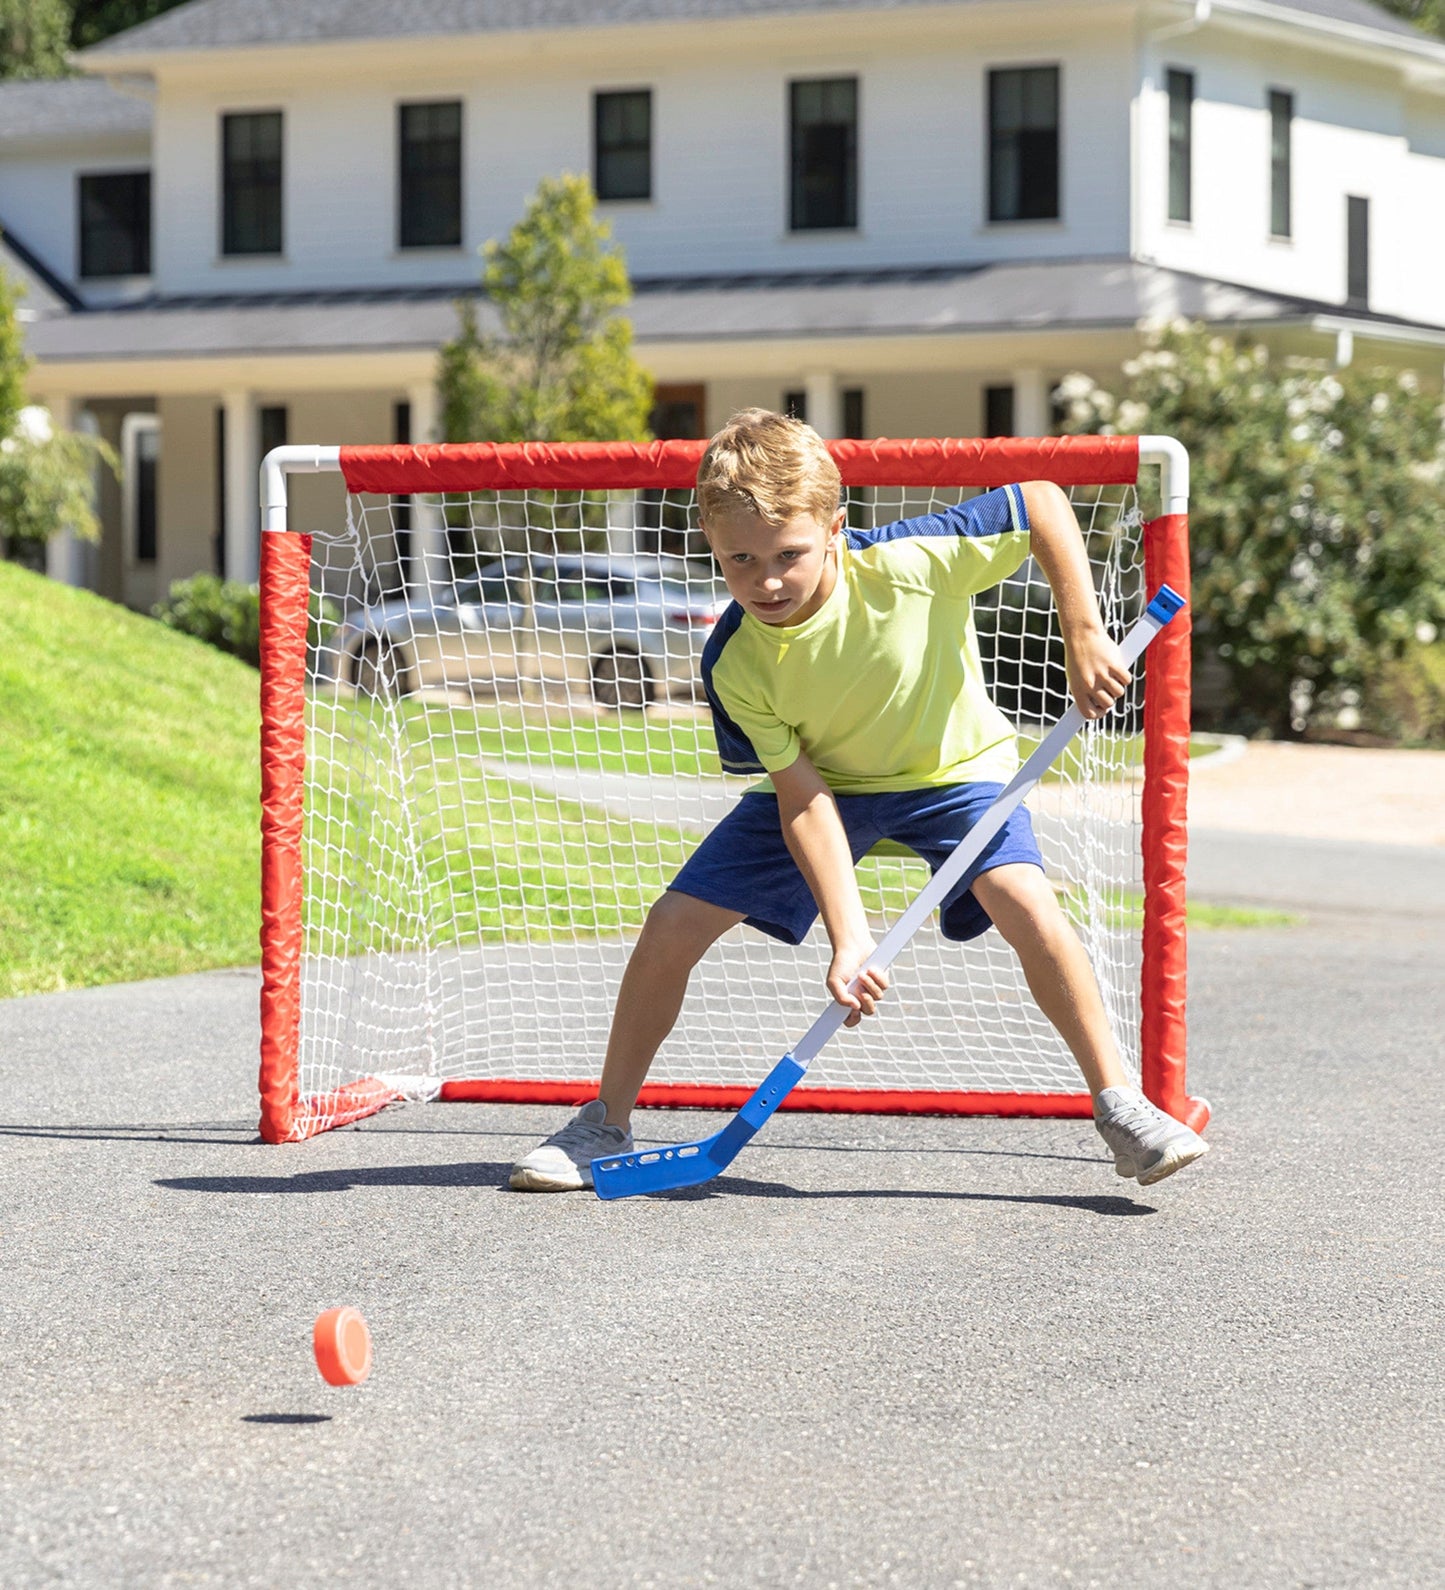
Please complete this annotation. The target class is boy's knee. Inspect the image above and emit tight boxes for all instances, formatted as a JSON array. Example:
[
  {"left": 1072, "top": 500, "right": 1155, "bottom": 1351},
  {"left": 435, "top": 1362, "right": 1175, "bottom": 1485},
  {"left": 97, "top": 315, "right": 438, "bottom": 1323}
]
[
  {"left": 636, "top": 890, "right": 736, "bottom": 967},
  {"left": 973, "top": 864, "right": 1065, "bottom": 945}
]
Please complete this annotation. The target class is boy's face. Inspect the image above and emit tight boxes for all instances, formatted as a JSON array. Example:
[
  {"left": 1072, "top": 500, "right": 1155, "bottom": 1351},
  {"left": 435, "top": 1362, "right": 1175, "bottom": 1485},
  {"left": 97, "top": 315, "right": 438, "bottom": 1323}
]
[{"left": 704, "top": 505, "right": 846, "bottom": 627}]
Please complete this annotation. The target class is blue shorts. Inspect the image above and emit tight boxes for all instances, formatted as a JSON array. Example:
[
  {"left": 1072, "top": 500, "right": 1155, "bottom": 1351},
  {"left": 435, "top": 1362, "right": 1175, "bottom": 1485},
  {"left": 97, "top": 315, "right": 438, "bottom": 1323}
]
[{"left": 670, "top": 782, "right": 1045, "bottom": 946}]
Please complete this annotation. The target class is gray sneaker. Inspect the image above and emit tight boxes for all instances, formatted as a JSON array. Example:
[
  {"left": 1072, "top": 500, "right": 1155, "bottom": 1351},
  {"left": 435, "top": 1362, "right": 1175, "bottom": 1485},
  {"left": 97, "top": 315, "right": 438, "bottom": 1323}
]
[
  {"left": 509, "top": 1100, "right": 633, "bottom": 1192},
  {"left": 1093, "top": 1087, "right": 1210, "bottom": 1187}
]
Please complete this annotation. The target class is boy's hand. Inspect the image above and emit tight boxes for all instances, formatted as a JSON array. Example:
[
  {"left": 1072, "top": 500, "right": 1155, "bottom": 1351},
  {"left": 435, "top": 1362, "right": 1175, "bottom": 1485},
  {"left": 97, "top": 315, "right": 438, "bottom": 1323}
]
[
  {"left": 827, "top": 937, "right": 890, "bottom": 1028},
  {"left": 1065, "top": 626, "right": 1131, "bottom": 721}
]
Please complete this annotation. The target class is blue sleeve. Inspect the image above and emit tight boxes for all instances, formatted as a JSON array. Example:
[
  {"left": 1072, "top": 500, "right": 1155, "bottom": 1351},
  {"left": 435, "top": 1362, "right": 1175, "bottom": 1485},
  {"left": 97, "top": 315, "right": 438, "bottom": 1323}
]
[
  {"left": 843, "top": 483, "right": 1030, "bottom": 550},
  {"left": 701, "top": 605, "right": 765, "bottom": 776}
]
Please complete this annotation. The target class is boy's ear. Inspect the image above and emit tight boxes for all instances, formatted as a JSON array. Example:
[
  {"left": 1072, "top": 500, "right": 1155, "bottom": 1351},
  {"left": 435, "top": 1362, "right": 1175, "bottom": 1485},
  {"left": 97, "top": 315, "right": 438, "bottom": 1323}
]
[{"left": 831, "top": 506, "right": 847, "bottom": 536}]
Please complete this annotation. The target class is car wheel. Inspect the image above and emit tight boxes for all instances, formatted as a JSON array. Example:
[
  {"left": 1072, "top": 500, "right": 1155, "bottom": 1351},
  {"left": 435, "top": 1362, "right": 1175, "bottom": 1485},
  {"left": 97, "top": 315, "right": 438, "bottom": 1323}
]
[
  {"left": 590, "top": 646, "right": 654, "bottom": 711},
  {"left": 351, "top": 637, "right": 412, "bottom": 698}
]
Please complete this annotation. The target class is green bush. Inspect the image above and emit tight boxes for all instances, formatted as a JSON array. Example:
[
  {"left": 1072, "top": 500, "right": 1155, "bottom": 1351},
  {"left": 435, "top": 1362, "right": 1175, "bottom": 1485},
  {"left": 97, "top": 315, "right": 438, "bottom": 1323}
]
[
  {"left": 153, "top": 574, "right": 260, "bottom": 665},
  {"left": 153, "top": 575, "right": 343, "bottom": 670},
  {"left": 1363, "top": 638, "right": 1445, "bottom": 746},
  {"left": 1056, "top": 324, "right": 1445, "bottom": 738}
]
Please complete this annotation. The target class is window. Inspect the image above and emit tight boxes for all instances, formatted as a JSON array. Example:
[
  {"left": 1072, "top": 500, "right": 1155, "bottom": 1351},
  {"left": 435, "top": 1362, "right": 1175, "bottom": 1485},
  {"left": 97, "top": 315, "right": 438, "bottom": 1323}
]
[
  {"left": 842, "top": 387, "right": 865, "bottom": 440},
  {"left": 790, "top": 77, "right": 858, "bottom": 231},
  {"left": 984, "top": 384, "right": 1015, "bottom": 438},
  {"left": 121, "top": 414, "right": 159, "bottom": 565},
  {"left": 640, "top": 384, "right": 704, "bottom": 557},
  {"left": 1346, "top": 195, "right": 1369, "bottom": 308},
  {"left": 78, "top": 171, "right": 150, "bottom": 278},
  {"left": 783, "top": 389, "right": 807, "bottom": 421},
  {"left": 1167, "top": 69, "right": 1193, "bottom": 224},
  {"left": 259, "top": 405, "right": 288, "bottom": 458},
  {"left": 1269, "top": 90, "right": 1292, "bottom": 239},
  {"left": 988, "top": 66, "right": 1059, "bottom": 222},
  {"left": 594, "top": 90, "right": 652, "bottom": 201},
  {"left": 399, "top": 100, "right": 462, "bottom": 247},
  {"left": 222, "top": 111, "right": 283, "bottom": 256}
]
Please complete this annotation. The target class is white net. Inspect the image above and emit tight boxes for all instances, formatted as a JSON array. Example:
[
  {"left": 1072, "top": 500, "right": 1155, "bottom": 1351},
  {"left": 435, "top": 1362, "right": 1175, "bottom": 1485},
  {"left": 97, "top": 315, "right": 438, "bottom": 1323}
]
[{"left": 298, "top": 476, "right": 1149, "bottom": 1118}]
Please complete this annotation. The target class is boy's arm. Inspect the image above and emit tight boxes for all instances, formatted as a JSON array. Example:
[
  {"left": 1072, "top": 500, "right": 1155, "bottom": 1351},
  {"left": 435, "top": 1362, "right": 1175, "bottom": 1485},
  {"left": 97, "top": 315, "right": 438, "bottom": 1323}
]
[
  {"left": 771, "top": 751, "right": 889, "bottom": 1027},
  {"left": 1022, "top": 479, "right": 1131, "bottom": 720}
]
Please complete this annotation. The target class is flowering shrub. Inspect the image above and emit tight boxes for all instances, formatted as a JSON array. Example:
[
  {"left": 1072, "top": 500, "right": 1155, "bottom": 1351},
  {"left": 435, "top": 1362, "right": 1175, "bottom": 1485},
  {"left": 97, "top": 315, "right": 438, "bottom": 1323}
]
[{"left": 1057, "top": 323, "right": 1445, "bottom": 736}]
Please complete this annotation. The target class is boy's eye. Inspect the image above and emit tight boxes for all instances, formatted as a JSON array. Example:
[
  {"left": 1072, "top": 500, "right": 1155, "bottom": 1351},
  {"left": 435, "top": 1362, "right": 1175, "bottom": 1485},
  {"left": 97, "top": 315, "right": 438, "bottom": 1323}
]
[{"left": 779, "top": 550, "right": 800, "bottom": 562}]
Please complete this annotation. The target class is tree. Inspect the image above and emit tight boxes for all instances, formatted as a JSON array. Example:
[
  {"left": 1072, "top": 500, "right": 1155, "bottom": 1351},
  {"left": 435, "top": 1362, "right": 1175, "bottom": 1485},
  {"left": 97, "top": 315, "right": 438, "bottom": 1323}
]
[
  {"left": 438, "top": 173, "right": 653, "bottom": 446},
  {"left": 70, "top": 0, "right": 189, "bottom": 47},
  {"left": 0, "top": 0, "right": 71, "bottom": 80},
  {"left": 0, "top": 267, "right": 116, "bottom": 566},
  {"left": 1056, "top": 323, "right": 1445, "bottom": 737},
  {"left": 1375, "top": 0, "right": 1445, "bottom": 39}
]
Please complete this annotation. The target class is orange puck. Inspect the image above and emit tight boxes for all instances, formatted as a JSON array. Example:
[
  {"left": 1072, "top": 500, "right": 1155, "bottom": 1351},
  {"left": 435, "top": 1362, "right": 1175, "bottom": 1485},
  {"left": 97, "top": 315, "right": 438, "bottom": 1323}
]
[{"left": 313, "top": 1306, "right": 373, "bottom": 1386}]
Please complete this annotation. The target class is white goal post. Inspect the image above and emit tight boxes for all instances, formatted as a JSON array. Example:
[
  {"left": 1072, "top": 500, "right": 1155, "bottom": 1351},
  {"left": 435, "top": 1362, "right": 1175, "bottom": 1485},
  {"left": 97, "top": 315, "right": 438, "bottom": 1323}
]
[{"left": 256, "top": 435, "right": 1202, "bottom": 1143}]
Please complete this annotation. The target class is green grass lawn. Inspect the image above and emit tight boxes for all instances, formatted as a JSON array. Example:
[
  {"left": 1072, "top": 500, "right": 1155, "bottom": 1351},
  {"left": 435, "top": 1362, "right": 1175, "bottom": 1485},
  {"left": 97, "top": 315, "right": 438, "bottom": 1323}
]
[
  {"left": 1, "top": 561, "right": 264, "bottom": 997},
  {"left": 1, "top": 565, "right": 1284, "bottom": 1000}
]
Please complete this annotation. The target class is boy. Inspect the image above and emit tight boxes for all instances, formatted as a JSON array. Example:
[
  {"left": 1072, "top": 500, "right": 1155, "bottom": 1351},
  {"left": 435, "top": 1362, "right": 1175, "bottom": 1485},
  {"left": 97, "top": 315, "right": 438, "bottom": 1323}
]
[{"left": 510, "top": 409, "right": 1208, "bottom": 1192}]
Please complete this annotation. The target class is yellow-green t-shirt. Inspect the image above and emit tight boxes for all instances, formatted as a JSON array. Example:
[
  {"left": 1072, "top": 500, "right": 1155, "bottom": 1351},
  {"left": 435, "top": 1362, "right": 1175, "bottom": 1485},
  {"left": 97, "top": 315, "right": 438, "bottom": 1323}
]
[{"left": 702, "top": 484, "right": 1032, "bottom": 793}]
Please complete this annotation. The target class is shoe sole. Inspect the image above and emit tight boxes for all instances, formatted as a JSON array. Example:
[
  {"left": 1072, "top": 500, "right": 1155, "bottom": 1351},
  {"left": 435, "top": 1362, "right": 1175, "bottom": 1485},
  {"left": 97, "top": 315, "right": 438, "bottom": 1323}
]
[
  {"left": 508, "top": 1166, "right": 589, "bottom": 1192},
  {"left": 1131, "top": 1137, "right": 1210, "bottom": 1187}
]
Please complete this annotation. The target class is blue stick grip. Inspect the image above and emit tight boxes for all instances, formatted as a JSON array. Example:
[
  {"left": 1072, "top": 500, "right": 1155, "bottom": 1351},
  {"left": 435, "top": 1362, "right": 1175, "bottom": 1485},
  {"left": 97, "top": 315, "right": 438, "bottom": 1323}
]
[{"left": 1145, "top": 584, "right": 1186, "bottom": 625}]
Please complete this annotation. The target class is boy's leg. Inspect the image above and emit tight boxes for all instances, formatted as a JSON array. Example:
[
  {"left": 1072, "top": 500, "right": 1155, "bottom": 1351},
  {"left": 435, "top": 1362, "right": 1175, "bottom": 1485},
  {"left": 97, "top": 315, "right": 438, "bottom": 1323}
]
[
  {"left": 597, "top": 891, "right": 745, "bottom": 1125},
  {"left": 509, "top": 891, "right": 743, "bottom": 1192},
  {"left": 969, "top": 863, "right": 1127, "bottom": 1095},
  {"left": 969, "top": 863, "right": 1208, "bottom": 1185}
]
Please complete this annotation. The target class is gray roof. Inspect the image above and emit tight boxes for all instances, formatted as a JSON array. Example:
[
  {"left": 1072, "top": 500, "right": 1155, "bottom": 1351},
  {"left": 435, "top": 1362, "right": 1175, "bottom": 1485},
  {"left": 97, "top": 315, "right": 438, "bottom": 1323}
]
[
  {"left": 0, "top": 77, "right": 152, "bottom": 142},
  {"left": 79, "top": 0, "right": 1434, "bottom": 55},
  {"left": 23, "top": 258, "right": 1445, "bottom": 364}
]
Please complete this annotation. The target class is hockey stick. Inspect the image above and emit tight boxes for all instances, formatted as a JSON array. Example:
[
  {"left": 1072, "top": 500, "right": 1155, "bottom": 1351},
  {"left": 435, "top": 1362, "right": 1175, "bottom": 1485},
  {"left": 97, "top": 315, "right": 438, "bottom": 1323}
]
[{"left": 591, "top": 584, "right": 1187, "bottom": 1200}]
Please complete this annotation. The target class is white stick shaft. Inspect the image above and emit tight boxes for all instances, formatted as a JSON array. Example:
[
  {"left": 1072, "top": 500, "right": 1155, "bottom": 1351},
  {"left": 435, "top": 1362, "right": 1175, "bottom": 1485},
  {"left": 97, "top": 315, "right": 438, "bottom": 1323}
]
[{"left": 789, "top": 603, "right": 1170, "bottom": 1067}]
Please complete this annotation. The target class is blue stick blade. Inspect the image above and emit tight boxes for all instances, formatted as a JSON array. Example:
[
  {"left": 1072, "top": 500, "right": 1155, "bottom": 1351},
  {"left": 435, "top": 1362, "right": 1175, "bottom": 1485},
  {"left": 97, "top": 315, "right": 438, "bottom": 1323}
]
[
  {"left": 591, "top": 1054, "right": 807, "bottom": 1200},
  {"left": 1145, "top": 584, "right": 1187, "bottom": 624},
  {"left": 592, "top": 1135, "right": 721, "bottom": 1199}
]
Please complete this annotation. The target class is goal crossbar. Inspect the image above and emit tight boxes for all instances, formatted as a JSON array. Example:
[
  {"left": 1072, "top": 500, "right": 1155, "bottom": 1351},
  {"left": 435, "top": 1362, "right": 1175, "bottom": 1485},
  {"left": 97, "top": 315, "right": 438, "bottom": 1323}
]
[{"left": 258, "top": 434, "right": 1200, "bottom": 1143}]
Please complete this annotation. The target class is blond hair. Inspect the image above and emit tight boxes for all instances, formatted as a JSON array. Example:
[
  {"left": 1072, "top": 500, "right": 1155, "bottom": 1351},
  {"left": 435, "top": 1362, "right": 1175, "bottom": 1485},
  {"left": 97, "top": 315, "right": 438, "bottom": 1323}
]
[{"left": 696, "top": 408, "right": 841, "bottom": 528}]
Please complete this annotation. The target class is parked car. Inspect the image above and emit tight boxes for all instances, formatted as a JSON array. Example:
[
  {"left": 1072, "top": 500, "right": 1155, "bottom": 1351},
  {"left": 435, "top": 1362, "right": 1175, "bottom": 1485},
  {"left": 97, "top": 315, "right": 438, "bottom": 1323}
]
[{"left": 330, "top": 554, "right": 732, "bottom": 709}]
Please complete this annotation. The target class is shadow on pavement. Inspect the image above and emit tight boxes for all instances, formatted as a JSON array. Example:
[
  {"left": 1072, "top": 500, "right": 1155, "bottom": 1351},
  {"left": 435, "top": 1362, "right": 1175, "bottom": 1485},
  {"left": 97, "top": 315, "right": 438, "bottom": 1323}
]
[
  {"left": 0, "top": 1122, "right": 256, "bottom": 1145},
  {"left": 242, "top": 1414, "right": 333, "bottom": 1426},
  {"left": 155, "top": 1160, "right": 514, "bottom": 1195},
  {"left": 686, "top": 1177, "right": 1156, "bottom": 1217}
]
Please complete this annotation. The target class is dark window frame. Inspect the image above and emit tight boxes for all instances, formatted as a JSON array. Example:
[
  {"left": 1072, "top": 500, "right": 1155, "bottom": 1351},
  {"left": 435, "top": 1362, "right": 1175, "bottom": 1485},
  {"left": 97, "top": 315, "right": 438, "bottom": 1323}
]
[
  {"left": 594, "top": 88, "right": 653, "bottom": 202},
  {"left": 984, "top": 384, "right": 1015, "bottom": 439},
  {"left": 987, "top": 64, "right": 1061, "bottom": 223},
  {"left": 1167, "top": 68, "right": 1194, "bottom": 224},
  {"left": 398, "top": 99, "right": 463, "bottom": 249},
  {"left": 1346, "top": 194, "right": 1369, "bottom": 308},
  {"left": 1269, "top": 88, "right": 1293, "bottom": 240},
  {"left": 221, "top": 109, "right": 284, "bottom": 257},
  {"left": 77, "top": 169, "right": 151, "bottom": 279},
  {"left": 789, "top": 76, "right": 859, "bottom": 232}
]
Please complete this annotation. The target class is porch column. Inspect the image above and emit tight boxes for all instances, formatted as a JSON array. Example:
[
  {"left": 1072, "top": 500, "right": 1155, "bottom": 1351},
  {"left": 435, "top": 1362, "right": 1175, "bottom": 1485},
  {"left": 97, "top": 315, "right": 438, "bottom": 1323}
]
[
  {"left": 222, "top": 388, "right": 258, "bottom": 584},
  {"left": 803, "top": 371, "right": 841, "bottom": 438},
  {"left": 43, "top": 395, "right": 87, "bottom": 588},
  {"left": 1011, "top": 367, "right": 1050, "bottom": 438},
  {"left": 407, "top": 378, "right": 447, "bottom": 596}
]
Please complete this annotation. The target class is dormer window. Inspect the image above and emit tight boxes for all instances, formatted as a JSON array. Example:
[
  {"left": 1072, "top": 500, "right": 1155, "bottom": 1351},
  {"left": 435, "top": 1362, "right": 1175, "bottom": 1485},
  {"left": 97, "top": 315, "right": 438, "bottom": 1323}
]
[
  {"left": 78, "top": 170, "right": 151, "bottom": 278},
  {"left": 222, "top": 111, "right": 283, "bottom": 257}
]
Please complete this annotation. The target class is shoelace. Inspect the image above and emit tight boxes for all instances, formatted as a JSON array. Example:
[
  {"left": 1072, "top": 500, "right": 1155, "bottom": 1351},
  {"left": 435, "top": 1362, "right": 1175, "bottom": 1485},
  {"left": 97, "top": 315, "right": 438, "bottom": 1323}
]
[
  {"left": 1102, "top": 1096, "right": 1159, "bottom": 1136},
  {"left": 551, "top": 1116, "right": 623, "bottom": 1151}
]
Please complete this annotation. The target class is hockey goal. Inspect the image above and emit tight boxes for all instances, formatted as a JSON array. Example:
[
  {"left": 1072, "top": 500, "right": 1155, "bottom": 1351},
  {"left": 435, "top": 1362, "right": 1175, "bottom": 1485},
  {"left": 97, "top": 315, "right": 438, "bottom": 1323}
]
[{"left": 257, "top": 435, "right": 1202, "bottom": 1143}]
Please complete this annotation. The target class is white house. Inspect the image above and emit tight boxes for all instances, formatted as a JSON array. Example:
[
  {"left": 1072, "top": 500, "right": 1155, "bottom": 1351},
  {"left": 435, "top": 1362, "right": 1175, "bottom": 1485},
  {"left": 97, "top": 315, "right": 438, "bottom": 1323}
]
[{"left": 6, "top": 0, "right": 1445, "bottom": 609}]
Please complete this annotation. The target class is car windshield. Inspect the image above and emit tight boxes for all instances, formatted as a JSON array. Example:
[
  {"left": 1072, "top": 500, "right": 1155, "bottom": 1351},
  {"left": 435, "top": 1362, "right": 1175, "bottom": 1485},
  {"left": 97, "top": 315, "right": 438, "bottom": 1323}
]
[{"left": 455, "top": 575, "right": 514, "bottom": 606}]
